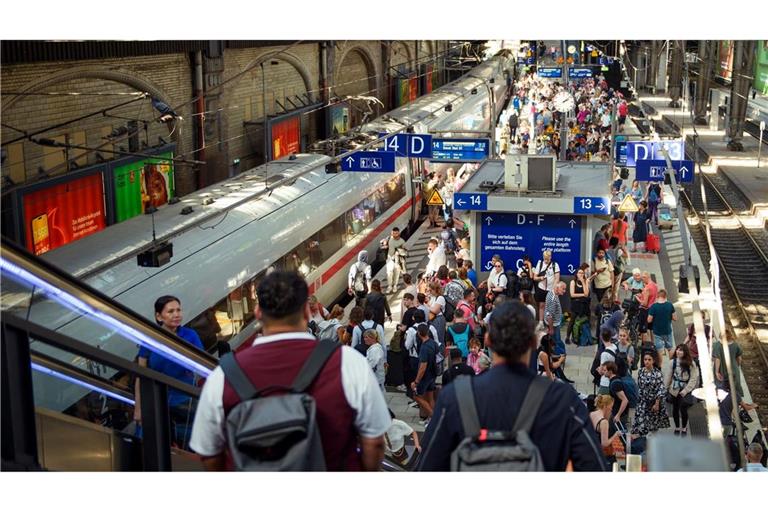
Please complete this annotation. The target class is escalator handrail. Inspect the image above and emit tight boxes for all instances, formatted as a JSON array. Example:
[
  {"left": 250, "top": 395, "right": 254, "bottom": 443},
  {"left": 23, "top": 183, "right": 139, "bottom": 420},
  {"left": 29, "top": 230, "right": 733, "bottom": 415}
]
[
  {"left": 1, "top": 238, "right": 216, "bottom": 375},
  {"left": 4, "top": 314, "right": 201, "bottom": 398}
]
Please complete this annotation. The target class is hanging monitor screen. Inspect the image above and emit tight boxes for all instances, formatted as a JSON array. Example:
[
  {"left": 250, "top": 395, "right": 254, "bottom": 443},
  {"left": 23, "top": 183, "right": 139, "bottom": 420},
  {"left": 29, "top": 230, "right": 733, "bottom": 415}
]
[{"left": 537, "top": 67, "right": 563, "bottom": 78}]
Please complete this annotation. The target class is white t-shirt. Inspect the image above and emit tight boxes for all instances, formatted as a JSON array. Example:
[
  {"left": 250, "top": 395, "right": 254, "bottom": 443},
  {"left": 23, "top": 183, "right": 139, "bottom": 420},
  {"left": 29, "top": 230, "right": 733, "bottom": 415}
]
[
  {"left": 535, "top": 260, "right": 560, "bottom": 291},
  {"left": 310, "top": 306, "right": 329, "bottom": 326},
  {"left": 366, "top": 343, "right": 385, "bottom": 389},
  {"left": 429, "top": 295, "right": 446, "bottom": 316},
  {"left": 600, "top": 344, "right": 617, "bottom": 388},
  {"left": 488, "top": 268, "right": 508, "bottom": 291},
  {"left": 189, "top": 332, "right": 391, "bottom": 457},
  {"left": 404, "top": 323, "right": 439, "bottom": 358},
  {"left": 386, "top": 419, "right": 414, "bottom": 454},
  {"left": 426, "top": 245, "right": 447, "bottom": 275}
]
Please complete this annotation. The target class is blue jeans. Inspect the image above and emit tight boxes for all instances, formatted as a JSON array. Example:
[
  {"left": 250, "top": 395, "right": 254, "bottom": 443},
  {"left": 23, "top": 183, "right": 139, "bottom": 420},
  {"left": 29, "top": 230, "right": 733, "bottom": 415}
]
[
  {"left": 654, "top": 333, "right": 674, "bottom": 351},
  {"left": 552, "top": 324, "right": 565, "bottom": 355}
]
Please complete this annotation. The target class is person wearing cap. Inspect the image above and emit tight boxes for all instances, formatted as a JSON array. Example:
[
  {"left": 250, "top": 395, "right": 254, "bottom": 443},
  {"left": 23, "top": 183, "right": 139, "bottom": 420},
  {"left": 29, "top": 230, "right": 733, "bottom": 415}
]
[{"left": 441, "top": 347, "right": 475, "bottom": 387}]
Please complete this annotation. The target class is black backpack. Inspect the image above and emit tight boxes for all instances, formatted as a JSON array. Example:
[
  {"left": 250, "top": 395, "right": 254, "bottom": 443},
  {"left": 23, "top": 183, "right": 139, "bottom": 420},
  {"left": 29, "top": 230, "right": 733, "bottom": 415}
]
[
  {"left": 451, "top": 376, "right": 552, "bottom": 471},
  {"left": 219, "top": 340, "right": 339, "bottom": 471},
  {"left": 505, "top": 270, "right": 521, "bottom": 298},
  {"left": 518, "top": 268, "right": 534, "bottom": 292},
  {"left": 590, "top": 345, "right": 618, "bottom": 385}
]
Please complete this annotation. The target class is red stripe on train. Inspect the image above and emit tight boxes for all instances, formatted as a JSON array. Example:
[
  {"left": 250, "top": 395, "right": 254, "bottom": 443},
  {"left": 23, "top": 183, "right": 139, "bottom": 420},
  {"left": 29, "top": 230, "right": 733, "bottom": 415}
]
[{"left": 308, "top": 194, "right": 419, "bottom": 295}]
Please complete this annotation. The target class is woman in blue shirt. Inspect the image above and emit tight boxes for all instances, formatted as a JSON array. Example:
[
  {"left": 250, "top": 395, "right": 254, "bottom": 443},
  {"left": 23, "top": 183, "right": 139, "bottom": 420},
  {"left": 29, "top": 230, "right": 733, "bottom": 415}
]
[{"left": 134, "top": 295, "right": 204, "bottom": 449}]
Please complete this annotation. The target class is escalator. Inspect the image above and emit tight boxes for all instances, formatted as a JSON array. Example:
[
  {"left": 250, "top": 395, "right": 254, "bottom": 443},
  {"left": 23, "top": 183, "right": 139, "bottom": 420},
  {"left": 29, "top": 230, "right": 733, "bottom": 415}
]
[
  {"left": 1, "top": 239, "right": 216, "bottom": 470},
  {"left": 1, "top": 239, "right": 407, "bottom": 472}
]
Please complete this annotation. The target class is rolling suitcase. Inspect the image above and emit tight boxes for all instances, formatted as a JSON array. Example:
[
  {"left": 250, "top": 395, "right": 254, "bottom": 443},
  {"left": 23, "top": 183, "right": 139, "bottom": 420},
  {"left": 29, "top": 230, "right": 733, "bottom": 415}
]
[{"left": 646, "top": 233, "right": 661, "bottom": 253}]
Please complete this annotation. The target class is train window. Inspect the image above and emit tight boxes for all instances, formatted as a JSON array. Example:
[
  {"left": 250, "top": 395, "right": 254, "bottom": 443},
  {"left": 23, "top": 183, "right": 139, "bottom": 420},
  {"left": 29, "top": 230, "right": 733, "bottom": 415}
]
[{"left": 185, "top": 271, "right": 263, "bottom": 353}]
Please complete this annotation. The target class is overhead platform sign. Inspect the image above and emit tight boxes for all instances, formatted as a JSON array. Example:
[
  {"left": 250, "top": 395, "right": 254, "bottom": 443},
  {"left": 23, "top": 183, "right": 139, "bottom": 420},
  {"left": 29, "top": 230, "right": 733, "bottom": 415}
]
[
  {"left": 626, "top": 140, "right": 685, "bottom": 167},
  {"left": 379, "top": 133, "right": 433, "bottom": 158},
  {"left": 573, "top": 196, "right": 610, "bottom": 215},
  {"left": 635, "top": 159, "right": 695, "bottom": 183},
  {"left": 454, "top": 192, "right": 487, "bottom": 211},
  {"left": 431, "top": 138, "right": 490, "bottom": 162},
  {"left": 341, "top": 151, "right": 396, "bottom": 172},
  {"left": 480, "top": 213, "right": 582, "bottom": 275},
  {"left": 568, "top": 67, "right": 593, "bottom": 79},
  {"left": 538, "top": 67, "right": 563, "bottom": 78}
]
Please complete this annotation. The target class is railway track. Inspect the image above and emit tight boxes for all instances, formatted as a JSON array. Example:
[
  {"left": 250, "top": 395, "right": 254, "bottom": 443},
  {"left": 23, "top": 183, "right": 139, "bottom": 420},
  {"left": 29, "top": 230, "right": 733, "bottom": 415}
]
[{"left": 680, "top": 171, "right": 768, "bottom": 427}]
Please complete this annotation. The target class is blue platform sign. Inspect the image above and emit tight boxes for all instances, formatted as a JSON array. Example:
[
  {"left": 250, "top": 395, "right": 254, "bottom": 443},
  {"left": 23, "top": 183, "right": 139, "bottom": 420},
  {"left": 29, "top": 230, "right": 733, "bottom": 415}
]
[
  {"left": 635, "top": 159, "right": 695, "bottom": 183},
  {"left": 568, "top": 67, "right": 593, "bottom": 79},
  {"left": 573, "top": 196, "right": 610, "bottom": 214},
  {"left": 453, "top": 192, "right": 487, "bottom": 211},
  {"left": 341, "top": 151, "right": 396, "bottom": 172},
  {"left": 480, "top": 213, "right": 582, "bottom": 275},
  {"left": 379, "top": 133, "right": 433, "bottom": 158},
  {"left": 615, "top": 140, "right": 628, "bottom": 166},
  {"left": 431, "top": 138, "right": 490, "bottom": 162},
  {"left": 626, "top": 140, "right": 685, "bottom": 167},
  {"left": 538, "top": 67, "right": 563, "bottom": 78},
  {"left": 518, "top": 57, "right": 535, "bottom": 65}
]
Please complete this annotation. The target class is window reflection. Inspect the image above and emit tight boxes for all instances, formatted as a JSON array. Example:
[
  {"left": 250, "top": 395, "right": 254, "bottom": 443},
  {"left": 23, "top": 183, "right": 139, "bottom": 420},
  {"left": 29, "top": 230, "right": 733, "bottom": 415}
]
[{"left": 186, "top": 172, "right": 406, "bottom": 351}]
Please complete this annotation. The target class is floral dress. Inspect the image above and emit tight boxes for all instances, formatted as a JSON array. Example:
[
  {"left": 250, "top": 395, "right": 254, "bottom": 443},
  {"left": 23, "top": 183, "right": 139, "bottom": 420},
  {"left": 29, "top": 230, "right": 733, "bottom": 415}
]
[{"left": 632, "top": 367, "right": 670, "bottom": 436}]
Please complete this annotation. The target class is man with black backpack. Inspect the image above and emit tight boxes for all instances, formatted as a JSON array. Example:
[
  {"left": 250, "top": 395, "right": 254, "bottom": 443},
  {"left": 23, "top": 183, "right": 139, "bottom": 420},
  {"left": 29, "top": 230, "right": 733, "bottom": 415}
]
[
  {"left": 190, "top": 271, "right": 390, "bottom": 471},
  {"left": 417, "top": 301, "right": 607, "bottom": 471}
]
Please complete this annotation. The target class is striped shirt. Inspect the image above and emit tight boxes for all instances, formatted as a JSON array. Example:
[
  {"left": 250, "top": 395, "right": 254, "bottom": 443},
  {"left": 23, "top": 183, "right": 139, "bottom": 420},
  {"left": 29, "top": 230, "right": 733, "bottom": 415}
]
[{"left": 544, "top": 290, "right": 563, "bottom": 327}]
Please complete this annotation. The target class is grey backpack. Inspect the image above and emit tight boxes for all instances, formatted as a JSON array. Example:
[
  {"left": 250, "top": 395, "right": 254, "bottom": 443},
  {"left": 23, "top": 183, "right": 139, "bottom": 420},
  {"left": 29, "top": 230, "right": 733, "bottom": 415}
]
[
  {"left": 219, "top": 340, "right": 339, "bottom": 471},
  {"left": 451, "top": 375, "right": 551, "bottom": 471}
]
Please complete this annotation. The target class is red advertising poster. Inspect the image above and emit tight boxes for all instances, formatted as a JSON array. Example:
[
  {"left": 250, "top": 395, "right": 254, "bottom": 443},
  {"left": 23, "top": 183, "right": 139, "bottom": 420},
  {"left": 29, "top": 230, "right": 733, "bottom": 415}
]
[
  {"left": 271, "top": 115, "right": 301, "bottom": 160},
  {"left": 718, "top": 40, "right": 734, "bottom": 80},
  {"left": 23, "top": 173, "right": 106, "bottom": 255},
  {"left": 425, "top": 66, "right": 434, "bottom": 94},
  {"left": 409, "top": 76, "right": 418, "bottom": 102}
]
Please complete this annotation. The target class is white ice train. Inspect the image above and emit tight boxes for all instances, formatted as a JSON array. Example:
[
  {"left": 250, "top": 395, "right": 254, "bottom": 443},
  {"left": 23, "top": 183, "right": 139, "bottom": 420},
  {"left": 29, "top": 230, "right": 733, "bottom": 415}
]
[{"left": 32, "top": 52, "right": 512, "bottom": 410}]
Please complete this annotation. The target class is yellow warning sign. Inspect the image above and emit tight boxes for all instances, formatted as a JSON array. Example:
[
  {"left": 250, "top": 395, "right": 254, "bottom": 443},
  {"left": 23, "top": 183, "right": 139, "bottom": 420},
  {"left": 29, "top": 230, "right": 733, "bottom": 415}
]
[
  {"left": 618, "top": 194, "right": 639, "bottom": 213},
  {"left": 427, "top": 189, "right": 445, "bottom": 206}
]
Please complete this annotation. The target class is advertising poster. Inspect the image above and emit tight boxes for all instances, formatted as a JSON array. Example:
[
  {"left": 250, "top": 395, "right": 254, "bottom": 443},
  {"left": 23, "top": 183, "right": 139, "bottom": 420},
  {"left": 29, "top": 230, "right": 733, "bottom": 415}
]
[
  {"left": 271, "top": 115, "right": 301, "bottom": 160},
  {"left": 424, "top": 65, "right": 434, "bottom": 94},
  {"left": 23, "top": 173, "right": 107, "bottom": 255},
  {"left": 113, "top": 152, "right": 175, "bottom": 223},
  {"left": 409, "top": 76, "right": 418, "bottom": 102},
  {"left": 396, "top": 78, "right": 409, "bottom": 107},
  {"left": 718, "top": 40, "right": 734, "bottom": 80},
  {"left": 330, "top": 103, "right": 350, "bottom": 136},
  {"left": 754, "top": 41, "right": 768, "bottom": 95}
]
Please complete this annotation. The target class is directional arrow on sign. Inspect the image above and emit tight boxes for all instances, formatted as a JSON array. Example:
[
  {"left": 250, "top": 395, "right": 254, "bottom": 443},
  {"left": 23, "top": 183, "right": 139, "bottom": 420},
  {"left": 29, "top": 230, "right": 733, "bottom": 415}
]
[
  {"left": 485, "top": 216, "right": 493, "bottom": 226},
  {"left": 485, "top": 261, "right": 494, "bottom": 270},
  {"left": 345, "top": 156, "right": 354, "bottom": 166},
  {"left": 456, "top": 198, "right": 466, "bottom": 207},
  {"left": 679, "top": 166, "right": 690, "bottom": 180},
  {"left": 596, "top": 203, "right": 606, "bottom": 211},
  {"left": 568, "top": 264, "right": 576, "bottom": 274},
  {"left": 568, "top": 219, "right": 576, "bottom": 228}
]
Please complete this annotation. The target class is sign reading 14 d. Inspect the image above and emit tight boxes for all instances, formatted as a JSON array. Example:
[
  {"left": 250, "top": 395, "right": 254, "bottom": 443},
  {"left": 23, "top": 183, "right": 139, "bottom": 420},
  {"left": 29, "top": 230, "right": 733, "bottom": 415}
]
[{"left": 379, "top": 133, "right": 433, "bottom": 158}]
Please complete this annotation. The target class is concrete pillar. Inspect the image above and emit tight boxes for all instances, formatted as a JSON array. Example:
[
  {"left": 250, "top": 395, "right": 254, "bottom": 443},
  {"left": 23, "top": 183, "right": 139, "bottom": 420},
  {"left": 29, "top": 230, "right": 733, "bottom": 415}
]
[
  {"left": 668, "top": 40, "right": 685, "bottom": 107},
  {"left": 694, "top": 40, "right": 715, "bottom": 125},
  {"left": 727, "top": 40, "right": 756, "bottom": 151}
]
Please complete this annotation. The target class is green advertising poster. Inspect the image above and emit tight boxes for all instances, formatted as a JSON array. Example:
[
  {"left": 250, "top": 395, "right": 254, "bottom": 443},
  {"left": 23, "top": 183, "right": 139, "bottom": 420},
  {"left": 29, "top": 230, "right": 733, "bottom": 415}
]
[
  {"left": 113, "top": 152, "right": 175, "bottom": 223},
  {"left": 754, "top": 41, "right": 768, "bottom": 95}
]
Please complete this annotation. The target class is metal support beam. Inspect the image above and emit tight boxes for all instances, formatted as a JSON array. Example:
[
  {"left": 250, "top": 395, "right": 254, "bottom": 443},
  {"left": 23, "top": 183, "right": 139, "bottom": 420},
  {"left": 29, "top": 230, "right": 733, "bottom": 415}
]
[
  {"left": 694, "top": 40, "right": 716, "bottom": 125},
  {"left": 1, "top": 323, "right": 41, "bottom": 471},
  {"left": 668, "top": 40, "right": 685, "bottom": 107},
  {"left": 139, "top": 378, "right": 172, "bottom": 471},
  {"left": 728, "top": 40, "right": 757, "bottom": 151},
  {"left": 646, "top": 41, "right": 660, "bottom": 92}
]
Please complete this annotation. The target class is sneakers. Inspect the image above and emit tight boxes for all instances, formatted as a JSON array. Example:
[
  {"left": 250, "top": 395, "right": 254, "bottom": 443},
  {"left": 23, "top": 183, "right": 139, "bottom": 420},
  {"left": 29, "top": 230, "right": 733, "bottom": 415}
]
[
  {"left": 410, "top": 401, "right": 420, "bottom": 408},
  {"left": 395, "top": 384, "right": 407, "bottom": 392},
  {"left": 419, "top": 418, "right": 430, "bottom": 427}
]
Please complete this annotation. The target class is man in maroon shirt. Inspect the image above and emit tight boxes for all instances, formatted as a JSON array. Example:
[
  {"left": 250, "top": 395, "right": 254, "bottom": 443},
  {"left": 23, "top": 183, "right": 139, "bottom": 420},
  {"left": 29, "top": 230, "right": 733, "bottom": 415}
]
[{"left": 190, "top": 271, "right": 390, "bottom": 471}]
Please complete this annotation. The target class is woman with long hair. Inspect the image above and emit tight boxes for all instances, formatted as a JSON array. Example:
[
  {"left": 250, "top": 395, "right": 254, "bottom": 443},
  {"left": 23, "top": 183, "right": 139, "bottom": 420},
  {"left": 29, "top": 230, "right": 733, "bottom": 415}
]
[
  {"left": 665, "top": 344, "right": 699, "bottom": 436},
  {"left": 426, "top": 281, "right": 447, "bottom": 346},
  {"left": 632, "top": 351, "right": 670, "bottom": 436},
  {"left": 589, "top": 394, "right": 622, "bottom": 459}
]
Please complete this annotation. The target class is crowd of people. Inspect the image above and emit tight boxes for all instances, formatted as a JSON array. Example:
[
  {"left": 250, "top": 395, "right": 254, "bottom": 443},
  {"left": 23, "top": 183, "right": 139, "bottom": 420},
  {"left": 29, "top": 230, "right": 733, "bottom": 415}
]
[{"left": 126, "top": 67, "right": 765, "bottom": 473}]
